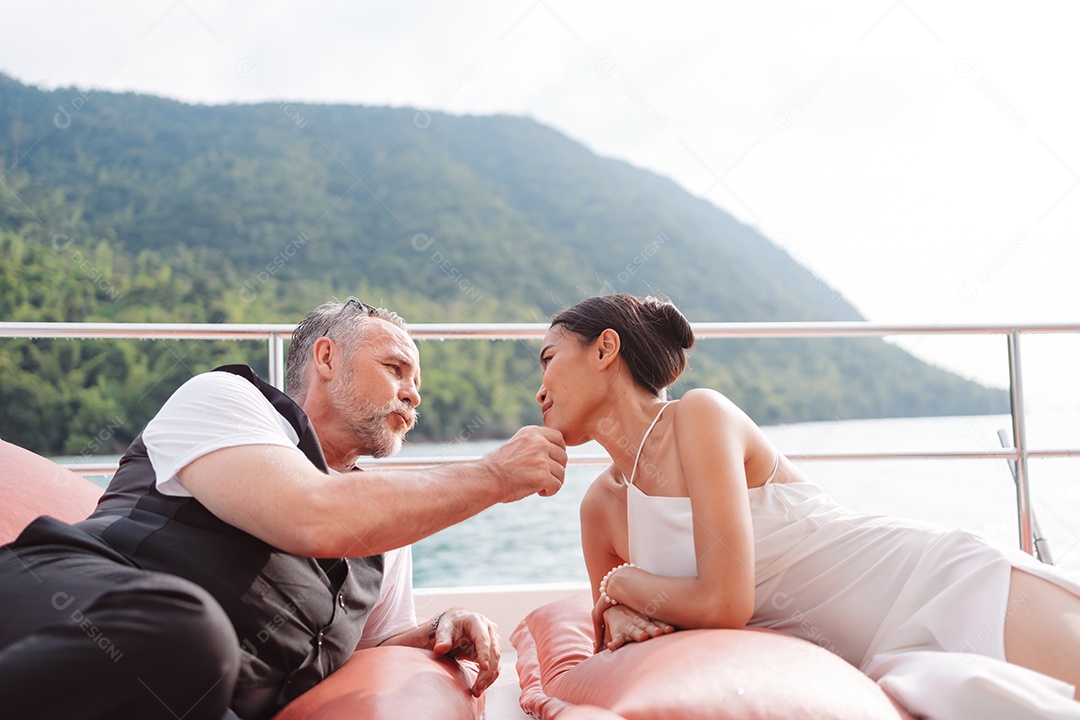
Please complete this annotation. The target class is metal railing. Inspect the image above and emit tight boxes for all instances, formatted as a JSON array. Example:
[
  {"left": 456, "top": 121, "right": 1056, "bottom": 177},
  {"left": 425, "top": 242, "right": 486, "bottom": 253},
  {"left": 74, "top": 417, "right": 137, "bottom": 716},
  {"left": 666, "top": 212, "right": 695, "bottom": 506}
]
[{"left": 2, "top": 320, "right": 1079, "bottom": 557}]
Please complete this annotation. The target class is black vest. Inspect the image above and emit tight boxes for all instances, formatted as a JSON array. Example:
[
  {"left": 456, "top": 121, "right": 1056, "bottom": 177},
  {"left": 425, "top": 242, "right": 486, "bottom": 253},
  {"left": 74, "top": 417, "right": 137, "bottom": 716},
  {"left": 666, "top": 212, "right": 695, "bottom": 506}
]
[{"left": 76, "top": 365, "right": 384, "bottom": 717}]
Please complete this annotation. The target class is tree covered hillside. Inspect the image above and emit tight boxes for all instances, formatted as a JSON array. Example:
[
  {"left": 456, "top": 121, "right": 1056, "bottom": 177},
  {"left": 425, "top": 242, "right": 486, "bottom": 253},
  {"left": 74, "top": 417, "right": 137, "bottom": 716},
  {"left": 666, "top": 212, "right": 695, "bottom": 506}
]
[{"left": 0, "top": 73, "right": 1005, "bottom": 454}]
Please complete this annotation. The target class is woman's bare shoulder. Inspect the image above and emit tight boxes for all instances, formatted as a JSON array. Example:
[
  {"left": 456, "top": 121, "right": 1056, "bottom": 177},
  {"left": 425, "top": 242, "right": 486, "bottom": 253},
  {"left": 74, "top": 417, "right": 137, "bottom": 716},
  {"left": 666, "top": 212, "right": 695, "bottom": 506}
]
[
  {"left": 677, "top": 387, "right": 738, "bottom": 406},
  {"left": 581, "top": 464, "right": 623, "bottom": 517},
  {"left": 670, "top": 388, "right": 757, "bottom": 448},
  {"left": 672, "top": 388, "right": 749, "bottom": 423}
]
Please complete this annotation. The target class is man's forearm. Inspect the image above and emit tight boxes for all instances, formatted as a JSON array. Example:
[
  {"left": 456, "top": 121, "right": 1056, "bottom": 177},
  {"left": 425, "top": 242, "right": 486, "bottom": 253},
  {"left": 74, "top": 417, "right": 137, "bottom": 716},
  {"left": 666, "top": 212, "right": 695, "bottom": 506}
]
[
  {"left": 181, "top": 446, "right": 503, "bottom": 557},
  {"left": 376, "top": 620, "right": 435, "bottom": 650},
  {"left": 180, "top": 427, "right": 565, "bottom": 558},
  {"left": 306, "top": 462, "right": 502, "bottom": 557}
]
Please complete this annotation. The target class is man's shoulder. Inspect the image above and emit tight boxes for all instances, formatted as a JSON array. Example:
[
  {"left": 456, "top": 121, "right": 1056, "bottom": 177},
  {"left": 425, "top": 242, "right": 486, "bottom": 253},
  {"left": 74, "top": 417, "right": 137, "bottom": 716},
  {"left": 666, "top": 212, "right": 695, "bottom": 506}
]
[
  {"left": 175, "top": 367, "right": 262, "bottom": 396},
  {"left": 157, "top": 368, "right": 275, "bottom": 419}
]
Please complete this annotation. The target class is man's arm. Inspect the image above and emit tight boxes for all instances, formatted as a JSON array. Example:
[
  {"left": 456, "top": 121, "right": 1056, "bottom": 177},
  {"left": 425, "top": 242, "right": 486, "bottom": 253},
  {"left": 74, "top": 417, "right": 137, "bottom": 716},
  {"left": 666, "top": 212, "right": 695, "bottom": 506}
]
[
  {"left": 356, "top": 548, "right": 499, "bottom": 696},
  {"left": 376, "top": 608, "right": 500, "bottom": 697},
  {"left": 177, "top": 425, "right": 567, "bottom": 558}
]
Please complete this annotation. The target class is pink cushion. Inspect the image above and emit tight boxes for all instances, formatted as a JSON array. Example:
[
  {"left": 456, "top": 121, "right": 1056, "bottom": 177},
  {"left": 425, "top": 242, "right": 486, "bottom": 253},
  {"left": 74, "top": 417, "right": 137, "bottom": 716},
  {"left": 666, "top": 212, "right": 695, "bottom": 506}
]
[
  {"left": 0, "top": 439, "right": 103, "bottom": 544},
  {"left": 511, "top": 594, "right": 915, "bottom": 720},
  {"left": 272, "top": 646, "right": 482, "bottom": 720}
]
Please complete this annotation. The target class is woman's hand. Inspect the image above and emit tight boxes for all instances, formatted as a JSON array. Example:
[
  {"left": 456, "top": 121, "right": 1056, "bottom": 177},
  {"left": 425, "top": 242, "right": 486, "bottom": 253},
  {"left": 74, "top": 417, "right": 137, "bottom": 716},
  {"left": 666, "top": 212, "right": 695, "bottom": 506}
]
[{"left": 592, "top": 598, "right": 675, "bottom": 653}]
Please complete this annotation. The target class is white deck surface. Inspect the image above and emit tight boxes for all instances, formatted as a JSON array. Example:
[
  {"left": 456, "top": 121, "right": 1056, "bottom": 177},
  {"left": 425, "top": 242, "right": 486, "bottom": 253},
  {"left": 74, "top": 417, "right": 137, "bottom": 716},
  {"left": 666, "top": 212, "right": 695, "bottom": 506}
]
[{"left": 486, "top": 650, "right": 531, "bottom": 720}]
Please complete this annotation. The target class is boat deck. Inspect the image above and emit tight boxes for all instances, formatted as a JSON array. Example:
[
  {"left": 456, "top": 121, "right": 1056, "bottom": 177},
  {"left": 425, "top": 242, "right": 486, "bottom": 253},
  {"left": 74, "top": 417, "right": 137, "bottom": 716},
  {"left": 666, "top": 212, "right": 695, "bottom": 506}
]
[{"left": 487, "top": 657, "right": 529, "bottom": 720}]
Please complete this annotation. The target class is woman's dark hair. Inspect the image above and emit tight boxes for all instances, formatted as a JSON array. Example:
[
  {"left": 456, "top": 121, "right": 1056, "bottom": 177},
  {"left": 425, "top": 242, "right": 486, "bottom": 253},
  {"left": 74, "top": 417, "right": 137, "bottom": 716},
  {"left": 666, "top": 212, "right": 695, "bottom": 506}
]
[{"left": 551, "top": 294, "right": 695, "bottom": 395}]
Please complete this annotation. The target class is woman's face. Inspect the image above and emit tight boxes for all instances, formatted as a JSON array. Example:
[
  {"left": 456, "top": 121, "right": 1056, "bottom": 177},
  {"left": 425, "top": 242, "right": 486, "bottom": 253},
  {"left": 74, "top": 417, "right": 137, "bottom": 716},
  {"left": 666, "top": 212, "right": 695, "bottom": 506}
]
[{"left": 536, "top": 326, "right": 600, "bottom": 445}]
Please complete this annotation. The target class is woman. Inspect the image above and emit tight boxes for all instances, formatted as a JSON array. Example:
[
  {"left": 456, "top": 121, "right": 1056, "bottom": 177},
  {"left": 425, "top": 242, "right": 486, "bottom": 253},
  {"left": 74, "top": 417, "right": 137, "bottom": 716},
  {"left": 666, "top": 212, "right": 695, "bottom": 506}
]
[{"left": 535, "top": 293, "right": 1080, "bottom": 720}]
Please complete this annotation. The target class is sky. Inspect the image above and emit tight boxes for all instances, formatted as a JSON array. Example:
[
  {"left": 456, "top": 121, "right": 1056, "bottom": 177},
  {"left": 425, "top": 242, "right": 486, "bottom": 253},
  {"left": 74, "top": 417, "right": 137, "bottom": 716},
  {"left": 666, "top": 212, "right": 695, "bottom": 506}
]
[{"left": 2, "top": 0, "right": 1079, "bottom": 407}]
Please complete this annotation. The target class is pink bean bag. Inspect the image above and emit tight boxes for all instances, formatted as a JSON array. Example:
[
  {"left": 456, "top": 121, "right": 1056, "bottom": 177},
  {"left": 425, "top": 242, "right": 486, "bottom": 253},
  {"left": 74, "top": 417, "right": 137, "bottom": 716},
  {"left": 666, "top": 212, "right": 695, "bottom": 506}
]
[
  {"left": 512, "top": 593, "right": 914, "bottom": 719},
  {"left": 0, "top": 439, "right": 103, "bottom": 544}
]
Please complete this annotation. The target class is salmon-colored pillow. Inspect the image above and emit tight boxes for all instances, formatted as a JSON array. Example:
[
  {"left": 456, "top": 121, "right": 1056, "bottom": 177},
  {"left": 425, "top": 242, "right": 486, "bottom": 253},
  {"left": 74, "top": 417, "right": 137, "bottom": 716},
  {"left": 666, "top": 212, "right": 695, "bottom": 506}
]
[
  {"left": 511, "top": 594, "right": 913, "bottom": 720},
  {"left": 272, "top": 646, "right": 482, "bottom": 720},
  {"left": 0, "top": 439, "right": 103, "bottom": 544}
]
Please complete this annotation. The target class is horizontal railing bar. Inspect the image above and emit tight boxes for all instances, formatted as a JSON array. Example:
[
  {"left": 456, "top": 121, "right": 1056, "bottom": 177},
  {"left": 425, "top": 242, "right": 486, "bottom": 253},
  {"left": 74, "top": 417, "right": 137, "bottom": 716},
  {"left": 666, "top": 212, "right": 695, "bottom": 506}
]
[
  {"left": 410, "top": 322, "right": 1080, "bottom": 341},
  {"left": 792, "top": 449, "right": 1080, "bottom": 461},
  {"left": 360, "top": 446, "right": 1080, "bottom": 464},
  {"left": 4, "top": 321, "right": 1080, "bottom": 342},
  {"left": 61, "top": 448, "right": 1080, "bottom": 476},
  {"left": 690, "top": 322, "right": 1080, "bottom": 339},
  {"left": 0, "top": 322, "right": 297, "bottom": 340},
  {"left": 350, "top": 449, "right": 1080, "bottom": 465}
]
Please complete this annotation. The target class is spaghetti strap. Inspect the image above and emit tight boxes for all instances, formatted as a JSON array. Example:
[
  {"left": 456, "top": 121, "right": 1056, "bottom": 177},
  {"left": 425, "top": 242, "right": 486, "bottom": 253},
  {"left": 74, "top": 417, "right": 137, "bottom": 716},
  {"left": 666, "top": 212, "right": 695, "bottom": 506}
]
[
  {"left": 628, "top": 402, "right": 672, "bottom": 487},
  {"left": 763, "top": 452, "right": 780, "bottom": 485}
]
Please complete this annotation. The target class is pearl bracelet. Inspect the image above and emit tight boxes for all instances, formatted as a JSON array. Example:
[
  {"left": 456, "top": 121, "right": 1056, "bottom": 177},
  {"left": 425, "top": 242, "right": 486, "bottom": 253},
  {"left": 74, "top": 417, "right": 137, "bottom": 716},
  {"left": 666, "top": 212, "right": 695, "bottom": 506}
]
[{"left": 599, "top": 562, "right": 637, "bottom": 605}]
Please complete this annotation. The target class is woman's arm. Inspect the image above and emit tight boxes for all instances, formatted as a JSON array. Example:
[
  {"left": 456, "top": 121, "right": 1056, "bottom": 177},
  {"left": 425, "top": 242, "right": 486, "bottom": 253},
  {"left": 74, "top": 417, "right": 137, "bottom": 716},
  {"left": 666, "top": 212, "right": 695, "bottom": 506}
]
[
  {"left": 581, "top": 471, "right": 674, "bottom": 650},
  {"left": 601, "top": 389, "right": 757, "bottom": 630},
  {"left": 580, "top": 468, "right": 625, "bottom": 603}
]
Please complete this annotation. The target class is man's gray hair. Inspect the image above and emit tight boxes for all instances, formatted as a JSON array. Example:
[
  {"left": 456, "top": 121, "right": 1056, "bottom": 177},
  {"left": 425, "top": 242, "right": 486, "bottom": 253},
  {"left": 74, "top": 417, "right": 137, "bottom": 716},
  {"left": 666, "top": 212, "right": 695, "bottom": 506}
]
[{"left": 285, "top": 297, "right": 407, "bottom": 399}]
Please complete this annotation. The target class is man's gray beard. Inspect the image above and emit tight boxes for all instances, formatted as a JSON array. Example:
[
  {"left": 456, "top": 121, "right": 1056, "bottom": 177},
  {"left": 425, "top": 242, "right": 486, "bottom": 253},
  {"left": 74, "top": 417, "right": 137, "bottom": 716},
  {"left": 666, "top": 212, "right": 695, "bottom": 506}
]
[{"left": 329, "top": 383, "right": 416, "bottom": 459}]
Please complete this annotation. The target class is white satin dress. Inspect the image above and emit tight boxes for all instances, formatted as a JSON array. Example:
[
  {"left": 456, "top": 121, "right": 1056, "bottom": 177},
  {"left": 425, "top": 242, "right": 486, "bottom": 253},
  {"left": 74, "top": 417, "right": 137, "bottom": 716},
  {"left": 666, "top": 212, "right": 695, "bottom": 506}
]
[{"left": 625, "top": 405, "right": 1080, "bottom": 719}]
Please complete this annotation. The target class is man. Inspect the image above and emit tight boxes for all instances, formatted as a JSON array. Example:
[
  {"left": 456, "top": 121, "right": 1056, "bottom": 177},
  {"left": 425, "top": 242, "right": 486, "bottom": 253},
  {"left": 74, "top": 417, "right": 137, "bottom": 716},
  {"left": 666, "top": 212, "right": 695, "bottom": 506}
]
[{"left": 0, "top": 298, "right": 567, "bottom": 719}]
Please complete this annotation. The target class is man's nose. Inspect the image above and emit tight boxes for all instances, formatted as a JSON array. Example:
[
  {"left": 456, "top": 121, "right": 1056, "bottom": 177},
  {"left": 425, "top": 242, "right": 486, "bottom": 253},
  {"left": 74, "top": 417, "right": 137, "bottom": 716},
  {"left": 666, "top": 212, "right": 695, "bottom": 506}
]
[{"left": 400, "top": 382, "right": 420, "bottom": 408}]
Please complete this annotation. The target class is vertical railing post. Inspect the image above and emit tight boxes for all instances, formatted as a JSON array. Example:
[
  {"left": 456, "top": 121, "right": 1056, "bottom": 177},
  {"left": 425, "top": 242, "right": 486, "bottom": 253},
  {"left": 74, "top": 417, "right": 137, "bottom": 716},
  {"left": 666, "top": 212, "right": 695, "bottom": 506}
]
[
  {"left": 1007, "top": 330, "right": 1035, "bottom": 555},
  {"left": 268, "top": 332, "right": 286, "bottom": 391}
]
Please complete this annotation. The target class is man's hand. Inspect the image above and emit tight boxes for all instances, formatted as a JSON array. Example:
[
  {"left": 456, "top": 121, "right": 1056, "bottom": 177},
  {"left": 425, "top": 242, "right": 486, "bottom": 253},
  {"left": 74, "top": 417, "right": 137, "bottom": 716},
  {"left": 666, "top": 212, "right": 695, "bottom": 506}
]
[
  {"left": 430, "top": 607, "right": 501, "bottom": 697},
  {"left": 592, "top": 598, "right": 675, "bottom": 653},
  {"left": 482, "top": 426, "right": 567, "bottom": 502}
]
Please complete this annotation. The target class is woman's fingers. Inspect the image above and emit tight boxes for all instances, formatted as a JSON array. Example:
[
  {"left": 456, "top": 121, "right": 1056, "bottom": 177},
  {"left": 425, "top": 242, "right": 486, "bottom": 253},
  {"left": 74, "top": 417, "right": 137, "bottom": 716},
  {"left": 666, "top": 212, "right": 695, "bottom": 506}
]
[
  {"left": 591, "top": 599, "right": 609, "bottom": 653},
  {"left": 604, "top": 612, "right": 674, "bottom": 650},
  {"left": 595, "top": 603, "right": 678, "bottom": 653}
]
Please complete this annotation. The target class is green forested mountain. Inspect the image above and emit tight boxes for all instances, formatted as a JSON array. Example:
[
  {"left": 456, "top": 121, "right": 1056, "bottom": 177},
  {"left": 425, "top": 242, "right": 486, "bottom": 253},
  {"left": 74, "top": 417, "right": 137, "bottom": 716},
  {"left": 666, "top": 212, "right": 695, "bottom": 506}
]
[{"left": 0, "top": 73, "right": 1005, "bottom": 454}]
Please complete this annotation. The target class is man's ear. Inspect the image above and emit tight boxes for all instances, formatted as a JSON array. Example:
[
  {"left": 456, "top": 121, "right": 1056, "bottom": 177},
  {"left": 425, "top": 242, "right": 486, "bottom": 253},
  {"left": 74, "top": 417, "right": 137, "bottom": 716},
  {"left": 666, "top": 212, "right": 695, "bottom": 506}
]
[
  {"left": 312, "top": 337, "right": 338, "bottom": 380},
  {"left": 596, "top": 328, "right": 621, "bottom": 370}
]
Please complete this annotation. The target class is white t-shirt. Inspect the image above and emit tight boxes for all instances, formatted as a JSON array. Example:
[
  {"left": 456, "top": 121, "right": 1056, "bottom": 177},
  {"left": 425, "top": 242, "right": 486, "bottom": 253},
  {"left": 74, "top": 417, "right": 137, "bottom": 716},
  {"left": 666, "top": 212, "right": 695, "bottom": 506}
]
[{"left": 142, "top": 370, "right": 418, "bottom": 647}]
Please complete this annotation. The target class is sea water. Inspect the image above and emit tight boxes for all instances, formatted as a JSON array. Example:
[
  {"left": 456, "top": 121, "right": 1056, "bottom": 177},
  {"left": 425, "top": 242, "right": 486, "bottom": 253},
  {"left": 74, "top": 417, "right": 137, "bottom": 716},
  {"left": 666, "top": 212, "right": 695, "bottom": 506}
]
[
  {"left": 68, "top": 408, "right": 1080, "bottom": 585},
  {"left": 408, "top": 406, "right": 1080, "bottom": 585}
]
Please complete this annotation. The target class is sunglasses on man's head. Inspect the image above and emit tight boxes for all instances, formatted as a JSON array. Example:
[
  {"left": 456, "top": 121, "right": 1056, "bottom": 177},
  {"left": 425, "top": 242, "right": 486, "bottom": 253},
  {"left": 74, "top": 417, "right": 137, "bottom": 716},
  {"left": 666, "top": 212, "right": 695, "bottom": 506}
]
[{"left": 340, "top": 297, "right": 376, "bottom": 315}]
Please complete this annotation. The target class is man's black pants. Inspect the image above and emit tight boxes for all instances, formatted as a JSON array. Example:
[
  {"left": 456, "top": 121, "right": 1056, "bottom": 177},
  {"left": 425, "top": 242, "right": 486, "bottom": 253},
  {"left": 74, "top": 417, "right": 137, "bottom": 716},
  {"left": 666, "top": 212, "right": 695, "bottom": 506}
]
[{"left": 0, "top": 517, "right": 242, "bottom": 720}]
